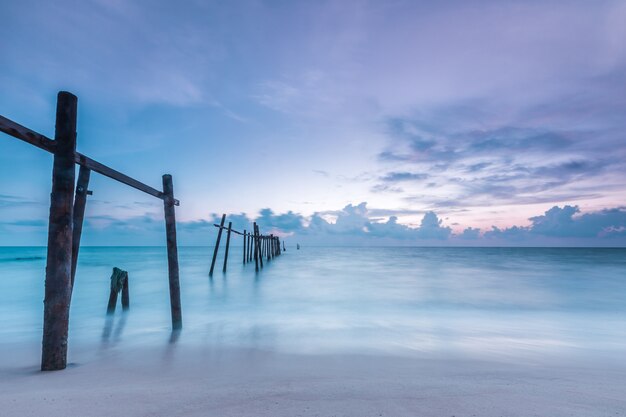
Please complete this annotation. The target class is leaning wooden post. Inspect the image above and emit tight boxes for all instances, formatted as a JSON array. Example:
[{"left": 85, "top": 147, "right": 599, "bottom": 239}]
[
  {"left": 253, "top": 223, "right": 259, "bottom": 271},
  {"left": 222, "top": 221, "right": 232, "bottom": 273},
  {"left": 41, "top": 91, "right": 77, "bottom": 371},
  {"left": 267, "top": 236, "right": 272, "bottom": 261},
  {"left": 162, "top": 174, "right": 182, "bottom": 330},
  {"left": 70, "top": 165, "right": 91, "bottom": 290},
  {"left": 242, "top": 229, "right": 247, "bottom": 264},
  {"left": 209, "top": 214, "right": 226, "bottom": 276}
]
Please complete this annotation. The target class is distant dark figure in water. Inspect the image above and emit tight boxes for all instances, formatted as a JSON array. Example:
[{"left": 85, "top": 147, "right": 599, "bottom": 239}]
[{"left": 297, "top": 244, "right": 300, "bottom": 250}]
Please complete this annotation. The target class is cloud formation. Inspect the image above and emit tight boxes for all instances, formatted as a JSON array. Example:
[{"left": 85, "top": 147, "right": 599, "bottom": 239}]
[{"left": 3, "top": 201, "right": 623, "bottom": 247}]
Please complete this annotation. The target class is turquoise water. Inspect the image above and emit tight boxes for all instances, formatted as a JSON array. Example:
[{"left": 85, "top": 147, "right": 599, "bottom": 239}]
[{"left": 1, "top": 246, "right": 625, "bottom": 361}]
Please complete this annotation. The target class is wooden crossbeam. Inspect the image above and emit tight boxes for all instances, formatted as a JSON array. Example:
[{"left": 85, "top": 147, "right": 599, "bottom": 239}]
[{"left": 0, "top": 115, "right": 178, "bottom": 206}]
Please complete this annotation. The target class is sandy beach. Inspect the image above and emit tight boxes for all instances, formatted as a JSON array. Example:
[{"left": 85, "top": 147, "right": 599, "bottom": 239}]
[{"left": 2, "top": 342, "right": 625, "bottom": 417}]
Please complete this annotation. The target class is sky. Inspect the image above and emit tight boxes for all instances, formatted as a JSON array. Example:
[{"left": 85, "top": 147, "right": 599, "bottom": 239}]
[{"left": 0, "top": 0, "right": 625, "bottom": 246}]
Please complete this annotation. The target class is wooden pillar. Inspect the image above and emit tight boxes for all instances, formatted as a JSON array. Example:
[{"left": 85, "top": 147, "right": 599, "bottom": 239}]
[
  {"left": 41, "top": 91, "right": 77, "bottom": 371},
  {"left": 70, "top": 165, "right": 91, "bottom": 290},
  {"left": 242, "top": 230, "right": 247, "bottom": 264},
  {"left": 248, "top": 231, "right": 254, "bottom": 262},
  {"left": 106, "top": 287, "right": 118, "bottom": 315},
  {"left": 222, "top": 221, "right": 232, "bottom": 273},
  {"left": 209, "top": 214, "right": 226, "bottom": 276},
  {"left": 267, "top": 235, "right": 271, "bottom": 261},
  {"left": 253, "top": 223, "right": 259, "bottom": 271},
  {"left": 121, "top": 274, "right": 130, "bottom": 311},
  {"left": 162, "top": 174, "right": 182, "bottom": 330},
  {"left": 283, "top": 240, "right": 286, "bottom": 252}
]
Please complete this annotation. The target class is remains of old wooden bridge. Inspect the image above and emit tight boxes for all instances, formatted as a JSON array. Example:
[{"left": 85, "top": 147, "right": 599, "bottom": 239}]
[
  {"left": 209, "top": 213, "right": 284, "bottom": 276},
  {"left": 0, "top": 91, "right": 184, "bottom": 371},
  {"left": 0, "top": 91, "right": 288, "bottom": 371}
]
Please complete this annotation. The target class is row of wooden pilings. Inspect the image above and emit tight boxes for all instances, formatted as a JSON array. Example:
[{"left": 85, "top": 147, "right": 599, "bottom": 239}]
[{"left": 209, "top": 214, "right": 285, "bottom": 276}]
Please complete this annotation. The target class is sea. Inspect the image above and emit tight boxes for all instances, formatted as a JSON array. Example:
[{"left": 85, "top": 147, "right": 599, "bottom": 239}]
[{"left": 1, "top": 246, "right": 625, "bottom": 364}]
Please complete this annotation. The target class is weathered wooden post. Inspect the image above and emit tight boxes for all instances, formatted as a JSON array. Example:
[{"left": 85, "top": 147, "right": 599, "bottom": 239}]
[
  {"left": 267, "top": 235, "right": 271, "bottom": 261},
  {"left": 253, "top": 223, "right": 260, "bottom": 271},
  {"left": 70, "top": 165, "right": 91, "bottom": 290},
  {"left": 41, "top": 91, "right": 77, "bottom": 371},
  {"left": 242, "top": 229, "right": 247, "bottom": 264},
  {"left": 121, "top": 274, "right": 129, "bottom": 311},
  {"left": 162, "top": 174, "right": 182, "bottom": 330},
  {"left": 248, "top": 231, "right": 254, "bottom": 262},
  {"left": 209, "top": 214, "right": 226, "bottom": 276},
  {"left": 222, "top": 221, "right": 232, "bottom": 273},
  {"left": 106, "top": 267, "right": 129, "bottom": 314},
  {"left": 283, "top": 240, "right": 286, "bottom": 252}
]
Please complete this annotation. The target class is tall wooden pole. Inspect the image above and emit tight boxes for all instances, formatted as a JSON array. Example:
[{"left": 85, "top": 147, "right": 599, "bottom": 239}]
[
  {"left": 70, "top": 165, "right": 90, "bottom": 290},
  {"left": 253, "top": 223, "right": 259, "bottom": 271},
  {"left": 209, "top": 214, "right": 226, "bottom": 276},
  {"left": 162, "top": 174, "right": 182, "bottom": 330},
  {"left": 41, "top": 91, "right": 77, "bottom": 371},
  {"left": 248, "top": 230, "right": 253, "bottom": 262},
  {"left": 222, "top": 221, "right": 232, "bottom": 273},
  {"left": 242, "top": 230, "right": 247, "bottom": 264}
]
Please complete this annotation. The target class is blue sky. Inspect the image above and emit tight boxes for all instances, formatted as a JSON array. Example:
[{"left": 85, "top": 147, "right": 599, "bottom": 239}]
[{"left": 0, "top": 0, "right": 625, "bottom": 246}]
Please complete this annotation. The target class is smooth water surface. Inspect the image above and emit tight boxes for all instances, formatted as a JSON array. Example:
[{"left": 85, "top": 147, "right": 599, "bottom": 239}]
[{"left": 1, "top": 246, "right": 625, "bottom": 363}]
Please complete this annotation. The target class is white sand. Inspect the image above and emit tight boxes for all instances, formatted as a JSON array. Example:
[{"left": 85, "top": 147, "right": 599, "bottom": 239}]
[{"left": 1, "top": 343, "right": 625, "bottom": 417}]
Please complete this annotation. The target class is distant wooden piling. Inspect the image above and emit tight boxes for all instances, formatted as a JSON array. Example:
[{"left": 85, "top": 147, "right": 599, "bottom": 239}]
[
  {"left": 209, "top": 214, "right": 226, "bottom": 276},
  {"left": 253, "top": 223, "right": 259, "bottom": 271},
  {"left": 248, "top": 230, "right": 253, "bottom": 262},
  {"left": 70, "top": 165, "right": 91, "bottom": 290},
  {"left": 242, "top": 230, "right": 247, "bottom": 264},
  {"left": 41, "top": 92, "right": 77, "bottom": 371},
  {"left": 283, "top": 240, "right": 286, "bottom": 252},
  {"left": 162, "top": 174, "right": 182, "bottom": 330},
  {"left": 223, "top": 221, "right": 232, "bottom": 273}
]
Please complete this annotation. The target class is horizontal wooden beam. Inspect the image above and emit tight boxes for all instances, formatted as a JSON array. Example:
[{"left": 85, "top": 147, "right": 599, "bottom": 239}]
[
  {"left": 74, "top": 153, "right": 179, "bottom": 206},
  {"left": 0, "top": 114, "right": 178, "bottom": 206},
  {"left": 0, "top": 115, "right": 56, "bottom": 153},
  {"left": 213, "top": 223, "right": 273, "bottom": 238}
]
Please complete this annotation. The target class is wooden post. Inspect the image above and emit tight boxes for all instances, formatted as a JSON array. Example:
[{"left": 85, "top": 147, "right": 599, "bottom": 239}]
[
  {"left": 248, "top": 231, "right": 254, "bottom": 262},
  {"left": 106, "top": 288, "right": 118, "bottom": 315},
  {"left": 222, "top": 221, "right": 232, "bottom": 273},
  {"left": 41, "top": 91, "right": 77, "bottom": 371},
  {"left": 256, "top": 231, "right": 263, "bottom": 268},
  {"left": 106, "top": 268, "right": 129, "bottom": 313},
  {"left": 162, "top": 174, "right": 182, "bottom": 330},
  {"left": 253, "top": 223, "right": 260, "bottom": 271},
  {"left": 121, "top": 273, "right": 129, "bottom": 311},
  {"left": 209, "top": 214, "right": 226, "bottom": 276},
  {"left": 70, "top": 165, "right": 91, "bottom": 290},
  {"left": 283, "top": 240, "right": 286, "bottom": 252},
  {"left": 267, "top": 236, "right": 271, "bottom": 261},
  {"left": 243, "top": 229, "right": 247, "bottom": 264}
]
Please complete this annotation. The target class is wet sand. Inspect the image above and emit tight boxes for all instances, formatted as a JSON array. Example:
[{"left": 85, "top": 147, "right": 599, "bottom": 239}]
[{"left": 1, "top": 344, "right": 625, "bottom": 417}]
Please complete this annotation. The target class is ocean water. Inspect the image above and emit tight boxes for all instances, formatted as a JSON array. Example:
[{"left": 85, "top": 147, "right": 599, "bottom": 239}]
[{"left": 1, "top": 246, "right": 625, "bottom": 363}]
